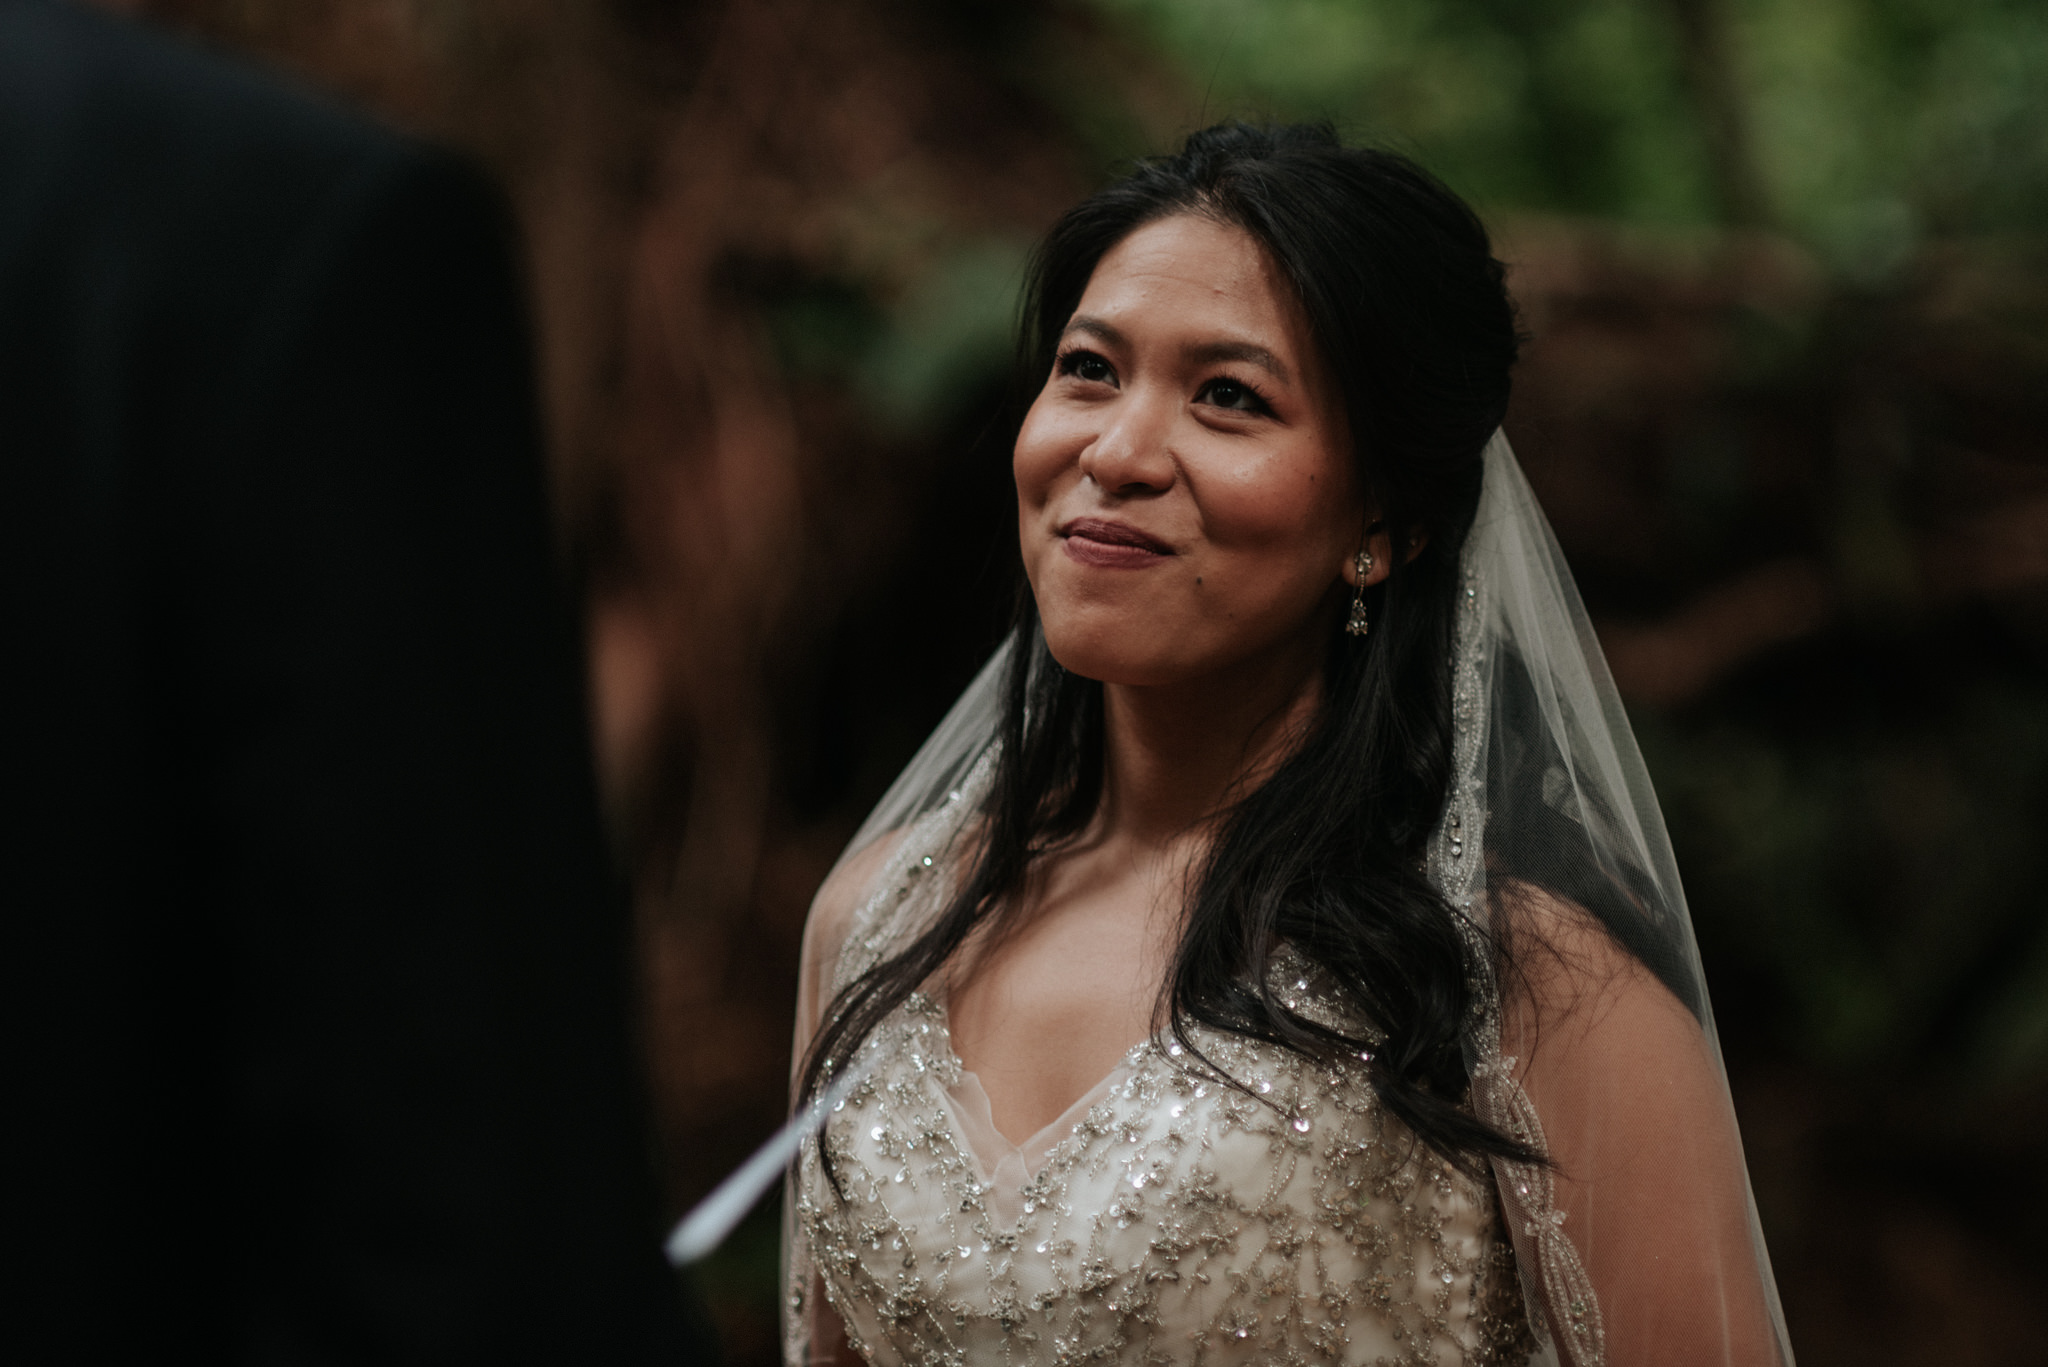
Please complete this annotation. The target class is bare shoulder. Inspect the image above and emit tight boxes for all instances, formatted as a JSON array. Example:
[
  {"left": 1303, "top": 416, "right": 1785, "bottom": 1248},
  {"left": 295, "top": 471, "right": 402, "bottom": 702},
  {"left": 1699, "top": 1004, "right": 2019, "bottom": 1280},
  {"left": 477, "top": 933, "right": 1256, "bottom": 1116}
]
[
  {"left": 802, "top": 829, "right": 911, "bottom": 971},
  {"left": 1489, "top": 877, "right": 1629, "bottom": 976},
  {"left": 1489, "top": 878, "right": 1700, "bottom": 1045},
  {"left": 792, "top": 829, "right": 916, "bottom": 1062}
]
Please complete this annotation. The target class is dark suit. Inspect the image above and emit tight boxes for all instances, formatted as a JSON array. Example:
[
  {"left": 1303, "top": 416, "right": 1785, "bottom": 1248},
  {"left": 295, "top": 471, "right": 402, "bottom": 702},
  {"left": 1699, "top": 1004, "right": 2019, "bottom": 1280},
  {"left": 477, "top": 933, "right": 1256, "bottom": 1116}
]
[{"left": 0, "top": 2, "right": 696, "bottom": 1360}]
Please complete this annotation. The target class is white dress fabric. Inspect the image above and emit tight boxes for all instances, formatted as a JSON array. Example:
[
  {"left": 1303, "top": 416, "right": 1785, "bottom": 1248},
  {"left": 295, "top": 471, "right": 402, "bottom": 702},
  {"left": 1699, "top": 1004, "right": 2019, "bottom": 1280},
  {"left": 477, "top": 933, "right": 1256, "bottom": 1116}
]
[
  {"left": 789, "top": 801, "right": 1533, "bottom": 1364},
  {"left": 786, "top": 435, "right": 1795, "bottom": 1367}
]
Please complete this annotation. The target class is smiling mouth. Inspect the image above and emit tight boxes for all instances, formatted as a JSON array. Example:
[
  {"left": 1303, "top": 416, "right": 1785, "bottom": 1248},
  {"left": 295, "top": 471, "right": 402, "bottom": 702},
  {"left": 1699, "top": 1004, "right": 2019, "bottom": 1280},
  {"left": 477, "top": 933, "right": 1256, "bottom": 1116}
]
[{"left": 1059, "top": 517, "right": 1173, "bottom": 568}]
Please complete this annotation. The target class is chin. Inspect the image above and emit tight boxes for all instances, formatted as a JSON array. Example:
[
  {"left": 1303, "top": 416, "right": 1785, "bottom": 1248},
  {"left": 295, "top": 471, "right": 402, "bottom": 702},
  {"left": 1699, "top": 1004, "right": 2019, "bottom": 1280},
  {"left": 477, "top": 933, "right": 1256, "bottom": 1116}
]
[{"left": 1039, "top": 620, "right": 1185, "bottom": 688}]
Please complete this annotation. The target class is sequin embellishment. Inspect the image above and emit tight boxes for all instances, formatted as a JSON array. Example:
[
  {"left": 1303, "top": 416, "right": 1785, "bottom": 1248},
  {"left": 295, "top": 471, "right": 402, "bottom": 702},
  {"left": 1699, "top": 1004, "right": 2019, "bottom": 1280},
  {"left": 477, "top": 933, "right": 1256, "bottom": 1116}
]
[{"left": 793, "top": 888, "right": 1534, "bottom": 1364}]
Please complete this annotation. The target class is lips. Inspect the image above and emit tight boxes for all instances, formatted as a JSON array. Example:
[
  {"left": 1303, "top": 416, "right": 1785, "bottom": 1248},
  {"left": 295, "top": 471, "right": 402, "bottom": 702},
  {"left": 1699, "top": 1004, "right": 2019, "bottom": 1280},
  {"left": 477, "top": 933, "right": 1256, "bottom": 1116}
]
[{"left": 1059, "top": 517, "right": 1173, "bottom": 569}]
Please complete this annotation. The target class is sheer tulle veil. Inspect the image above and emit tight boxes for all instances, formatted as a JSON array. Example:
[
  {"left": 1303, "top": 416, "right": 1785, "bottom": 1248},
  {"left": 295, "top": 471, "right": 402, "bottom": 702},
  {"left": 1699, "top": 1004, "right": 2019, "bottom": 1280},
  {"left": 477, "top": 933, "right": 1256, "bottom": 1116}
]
[{"left": 788, "top": 433, "right": 1794, "bottom": 1366}]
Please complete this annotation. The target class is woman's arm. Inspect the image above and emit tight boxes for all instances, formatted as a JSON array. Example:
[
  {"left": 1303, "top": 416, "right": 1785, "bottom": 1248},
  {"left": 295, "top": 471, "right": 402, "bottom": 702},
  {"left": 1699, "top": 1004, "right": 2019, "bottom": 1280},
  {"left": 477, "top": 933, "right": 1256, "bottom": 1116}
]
[
  {"left": 803, "top": 1284, "right": 856, "bottom": 1367},
  {"left": 1501, "top": 889, "right": 1781, "bottom": 1367},
  {"left": 786, "top": 836, "right": 905, "bottom": 1367}
]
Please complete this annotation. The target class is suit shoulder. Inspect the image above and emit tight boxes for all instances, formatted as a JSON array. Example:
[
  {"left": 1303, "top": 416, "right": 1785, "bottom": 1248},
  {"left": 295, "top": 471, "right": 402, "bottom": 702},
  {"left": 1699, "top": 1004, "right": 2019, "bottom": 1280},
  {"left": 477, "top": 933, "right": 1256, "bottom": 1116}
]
[
  {"left": 0, "top": 1, "right": 512, "bottom": 366},
  {"left": 0, "top": 0, "right": 426, "bottom": 224}
]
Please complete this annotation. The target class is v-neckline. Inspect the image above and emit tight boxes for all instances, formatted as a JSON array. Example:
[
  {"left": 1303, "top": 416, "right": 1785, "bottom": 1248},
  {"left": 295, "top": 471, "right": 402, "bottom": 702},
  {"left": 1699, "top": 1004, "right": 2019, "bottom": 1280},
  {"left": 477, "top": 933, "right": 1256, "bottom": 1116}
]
[{"left": 928, "top": 995, "right": 1154, "bottom": 1180}]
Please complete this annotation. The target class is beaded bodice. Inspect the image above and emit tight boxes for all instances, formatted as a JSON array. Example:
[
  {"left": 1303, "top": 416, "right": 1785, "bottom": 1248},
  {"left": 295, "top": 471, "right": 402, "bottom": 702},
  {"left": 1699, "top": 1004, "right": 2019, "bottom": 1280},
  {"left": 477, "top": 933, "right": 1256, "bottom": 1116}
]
[{"left": 791, "top": 947, "right": 1534, "bottom": 1366}]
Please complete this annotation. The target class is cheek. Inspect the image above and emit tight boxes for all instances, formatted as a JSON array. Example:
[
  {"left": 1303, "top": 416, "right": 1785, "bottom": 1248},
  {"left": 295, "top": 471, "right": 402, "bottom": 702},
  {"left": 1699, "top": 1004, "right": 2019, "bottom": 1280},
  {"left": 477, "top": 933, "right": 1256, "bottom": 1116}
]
[
  {"left": 1196, "top": 442, "right": 1354, "bottom": 559},
  {"left": 1012, "top": 398, "right": 1076, "bottom": 511},
  {"left": 1013, "top": 401, "right": 1075, "bottom": 603}
]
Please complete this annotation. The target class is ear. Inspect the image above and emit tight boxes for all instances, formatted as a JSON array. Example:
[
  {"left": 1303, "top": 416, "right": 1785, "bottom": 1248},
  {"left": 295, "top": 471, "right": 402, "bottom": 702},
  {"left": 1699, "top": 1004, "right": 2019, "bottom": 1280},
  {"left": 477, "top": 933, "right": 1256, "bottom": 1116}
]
[{"left": 1340, "top": 521, "right": 1401, "bottom": 588}]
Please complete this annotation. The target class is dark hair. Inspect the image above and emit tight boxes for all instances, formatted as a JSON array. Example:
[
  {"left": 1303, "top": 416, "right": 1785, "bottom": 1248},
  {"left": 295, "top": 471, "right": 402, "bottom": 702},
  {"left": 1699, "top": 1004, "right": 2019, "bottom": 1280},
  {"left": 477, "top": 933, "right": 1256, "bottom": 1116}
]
[{"left": 803, "top": 122, "right": 1534, "bottom": 1170}]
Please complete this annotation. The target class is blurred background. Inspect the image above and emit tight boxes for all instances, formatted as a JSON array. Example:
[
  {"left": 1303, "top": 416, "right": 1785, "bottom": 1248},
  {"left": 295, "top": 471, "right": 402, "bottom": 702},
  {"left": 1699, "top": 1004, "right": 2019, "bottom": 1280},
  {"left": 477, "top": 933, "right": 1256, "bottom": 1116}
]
[{"left": 108, "top": 1, "right": 2048, "bottom": 1361}]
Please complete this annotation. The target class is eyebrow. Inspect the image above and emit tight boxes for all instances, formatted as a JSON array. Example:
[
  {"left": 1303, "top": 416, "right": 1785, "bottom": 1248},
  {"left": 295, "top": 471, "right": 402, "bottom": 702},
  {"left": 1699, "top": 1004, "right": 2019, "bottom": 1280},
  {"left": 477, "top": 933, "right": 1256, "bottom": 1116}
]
[{"left": 1063, "top": 315, "right": 1295, "bottom": 384}]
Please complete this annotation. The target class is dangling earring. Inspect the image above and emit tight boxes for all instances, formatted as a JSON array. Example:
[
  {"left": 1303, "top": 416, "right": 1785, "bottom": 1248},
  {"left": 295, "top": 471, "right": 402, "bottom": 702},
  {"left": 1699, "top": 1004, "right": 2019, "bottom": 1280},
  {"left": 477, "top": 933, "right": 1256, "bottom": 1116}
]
[{"left": 1345, "top": 549, "right": 1373, "bottom": 637}]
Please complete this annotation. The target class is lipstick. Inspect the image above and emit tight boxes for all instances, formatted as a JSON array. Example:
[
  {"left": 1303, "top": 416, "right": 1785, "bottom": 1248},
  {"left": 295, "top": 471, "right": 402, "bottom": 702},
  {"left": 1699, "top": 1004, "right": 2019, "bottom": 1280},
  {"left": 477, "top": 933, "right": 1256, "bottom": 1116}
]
[{"left": 1060, "top": 517, "right": 1173, "bottom": 569}]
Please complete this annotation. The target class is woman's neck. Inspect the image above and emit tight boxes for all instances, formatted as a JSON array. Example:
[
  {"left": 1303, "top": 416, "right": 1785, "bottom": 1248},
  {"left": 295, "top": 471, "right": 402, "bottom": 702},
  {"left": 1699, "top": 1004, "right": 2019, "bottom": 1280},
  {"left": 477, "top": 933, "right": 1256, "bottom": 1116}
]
[{"left": 1095, "top": 636, "right": 1327, "bottom": 851}]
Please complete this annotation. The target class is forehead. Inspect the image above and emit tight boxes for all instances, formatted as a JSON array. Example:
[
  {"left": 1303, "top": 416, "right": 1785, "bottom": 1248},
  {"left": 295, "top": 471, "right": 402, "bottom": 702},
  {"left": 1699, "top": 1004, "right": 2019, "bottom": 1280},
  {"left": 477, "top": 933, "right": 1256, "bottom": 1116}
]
[{"left": 1074, "top": 214, "right": 1306, "bottom": 350}]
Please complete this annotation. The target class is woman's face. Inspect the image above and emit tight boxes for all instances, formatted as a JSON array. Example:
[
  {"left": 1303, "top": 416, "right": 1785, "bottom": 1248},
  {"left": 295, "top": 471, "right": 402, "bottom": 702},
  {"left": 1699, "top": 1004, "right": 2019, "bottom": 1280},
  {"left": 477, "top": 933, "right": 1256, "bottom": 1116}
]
[{"left": 1015, "top": 213, "right": 1365, "bottom": 688}]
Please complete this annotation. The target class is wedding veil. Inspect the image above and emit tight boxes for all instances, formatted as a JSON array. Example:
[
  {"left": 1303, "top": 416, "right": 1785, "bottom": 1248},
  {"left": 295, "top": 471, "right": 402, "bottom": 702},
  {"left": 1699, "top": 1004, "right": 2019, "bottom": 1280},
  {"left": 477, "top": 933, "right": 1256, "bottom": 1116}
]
[{"left": 790, "top": 433, "right": 1795, "bottom": 1366}]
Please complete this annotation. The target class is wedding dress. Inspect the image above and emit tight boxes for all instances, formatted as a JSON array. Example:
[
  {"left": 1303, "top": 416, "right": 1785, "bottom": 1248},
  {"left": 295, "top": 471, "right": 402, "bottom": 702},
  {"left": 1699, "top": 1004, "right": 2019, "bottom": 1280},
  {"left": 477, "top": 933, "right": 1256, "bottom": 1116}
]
[{"left": 786, "top": 435, "right": 1795, "bottom": 1366}]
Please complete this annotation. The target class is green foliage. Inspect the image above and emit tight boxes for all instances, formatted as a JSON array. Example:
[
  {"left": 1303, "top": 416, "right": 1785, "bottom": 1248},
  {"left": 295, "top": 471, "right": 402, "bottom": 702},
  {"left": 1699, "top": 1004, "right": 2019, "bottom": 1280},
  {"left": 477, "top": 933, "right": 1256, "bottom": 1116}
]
[
  {"left": 1084, "top": 0, "right": 2048, "bottom": 266},
  {"left": 1739, "top": 0, "right": 2048, "bottom": 269},
  {"left": 767, "top": 240, "right": 1029, "bottom": 435},
  {"left": 1086, "top": 0, "right": 1716, "bottom": 221},
  {"left": 856, "top": 242, "right": 1030, "bottom": 433}
]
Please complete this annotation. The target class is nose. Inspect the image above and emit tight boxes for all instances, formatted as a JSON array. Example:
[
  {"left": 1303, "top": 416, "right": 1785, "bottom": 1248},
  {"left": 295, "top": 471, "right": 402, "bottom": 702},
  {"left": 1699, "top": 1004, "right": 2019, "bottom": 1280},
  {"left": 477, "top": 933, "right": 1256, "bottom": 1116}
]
[{"left": 1077, "top": 388, "right": 1177, "bottom": 497}]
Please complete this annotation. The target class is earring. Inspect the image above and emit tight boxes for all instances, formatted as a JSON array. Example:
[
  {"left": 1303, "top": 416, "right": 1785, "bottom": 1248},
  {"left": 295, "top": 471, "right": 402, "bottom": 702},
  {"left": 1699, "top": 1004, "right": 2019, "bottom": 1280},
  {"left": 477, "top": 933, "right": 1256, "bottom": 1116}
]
[{"left": 1345, "top": 549, "right": 1373, "bottom": 637}]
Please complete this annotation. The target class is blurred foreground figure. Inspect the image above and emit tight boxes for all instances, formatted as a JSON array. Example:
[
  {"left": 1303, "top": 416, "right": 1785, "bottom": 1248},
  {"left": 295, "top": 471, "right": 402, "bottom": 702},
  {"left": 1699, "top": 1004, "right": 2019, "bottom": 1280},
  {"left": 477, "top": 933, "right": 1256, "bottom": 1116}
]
[{"left": 0, "top": 2, "right": 697, "bottom": 1361}]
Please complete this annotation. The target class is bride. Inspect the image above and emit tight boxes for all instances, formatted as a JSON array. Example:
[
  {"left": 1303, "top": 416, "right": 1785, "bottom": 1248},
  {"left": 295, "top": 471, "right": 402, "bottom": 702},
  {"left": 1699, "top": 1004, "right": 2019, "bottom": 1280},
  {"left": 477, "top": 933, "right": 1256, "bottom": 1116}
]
[{"left": 783, "top": 123, "right": 1793, "bottom": 1366}]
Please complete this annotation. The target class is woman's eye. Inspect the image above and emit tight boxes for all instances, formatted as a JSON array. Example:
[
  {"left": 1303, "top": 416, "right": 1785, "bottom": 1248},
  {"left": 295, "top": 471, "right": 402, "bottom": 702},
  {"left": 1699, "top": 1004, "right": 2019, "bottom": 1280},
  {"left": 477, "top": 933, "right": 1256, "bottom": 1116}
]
[
  {"left": 1198, "top": 377, "right": 1270, "bottom": 414},
  {"left": 1057, "top": 350, "right": 1116, "bottom": 385}
]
